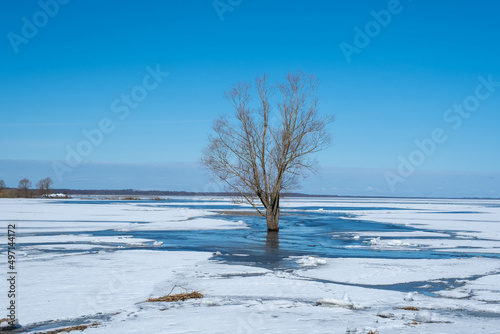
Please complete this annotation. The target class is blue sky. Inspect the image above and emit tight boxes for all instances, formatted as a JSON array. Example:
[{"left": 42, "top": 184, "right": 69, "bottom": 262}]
[{"left": 1, "top": 0, "right": 499, "bottom": 197}]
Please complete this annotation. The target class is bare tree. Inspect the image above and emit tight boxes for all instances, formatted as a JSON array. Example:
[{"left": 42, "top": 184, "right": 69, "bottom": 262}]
[
  {"left": 202, "top": 72, "right": 333, "bottom": 231},
  {"left": 37, "top": 177, "right": 53, "bottom": 197},
  {"left": 0, "top": 179, "right": 5, "bottom": 193},
  {"left": 18, "top": 178, "right": 32, "bottom": 198}
]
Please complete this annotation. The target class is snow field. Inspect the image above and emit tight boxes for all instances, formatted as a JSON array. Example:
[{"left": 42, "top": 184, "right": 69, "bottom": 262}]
[{"left": 1, "top": 197, "right": 499, "bottom": 333}]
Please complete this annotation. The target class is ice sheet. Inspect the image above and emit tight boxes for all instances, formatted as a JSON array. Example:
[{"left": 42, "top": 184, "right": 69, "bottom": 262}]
[{"left": 1, "top": 197, "right": 500, "bottom": 333}]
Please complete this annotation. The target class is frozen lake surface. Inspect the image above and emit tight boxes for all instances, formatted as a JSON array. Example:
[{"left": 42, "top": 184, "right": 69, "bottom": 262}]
[{"left": 1, "top": 197, "right": 499, "bottom": 333}]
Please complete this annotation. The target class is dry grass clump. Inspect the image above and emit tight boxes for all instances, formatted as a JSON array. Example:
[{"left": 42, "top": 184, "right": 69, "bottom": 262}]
[
  {"left": 0, "top": 190, "right": 14, "bottom": 198},
  {"left": 146, "top": 291, "right": 204, "bottom": 303},
  {"left": 399, "top": 306, "right": 420, "bottom": 311},
  {"left": 0, "top": 189, "right": 30, "bottom": 198},
  {"left": 121, "top": 196, "right": 141, "bottom": 200},
  {"left": 36, "top": 323, "right": 100, "bottom": 334},
  {"left": 142, "top": 285, "right": 204, "bottom": 303}
]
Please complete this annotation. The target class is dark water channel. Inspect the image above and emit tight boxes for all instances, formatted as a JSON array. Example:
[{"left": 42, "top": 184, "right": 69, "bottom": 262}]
[
  {"left": 24, "top": 199, "right": 498, "bottom": 271},
  {"left": 8, "top": 198, "right": 500, "bottom": 332}
]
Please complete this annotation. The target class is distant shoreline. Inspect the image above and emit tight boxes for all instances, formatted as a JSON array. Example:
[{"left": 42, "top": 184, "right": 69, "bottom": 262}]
[{"left": 2, "top": 188, "right": 497, "bottom": 200}]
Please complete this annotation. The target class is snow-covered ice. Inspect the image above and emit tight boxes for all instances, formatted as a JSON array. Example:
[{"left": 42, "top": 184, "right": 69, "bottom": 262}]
[
  {"left": 290, "top": 255, "right": 327, "bottom": 267},
  {"left": 1, "top": 197, "right": 499, "bottom": 333}
]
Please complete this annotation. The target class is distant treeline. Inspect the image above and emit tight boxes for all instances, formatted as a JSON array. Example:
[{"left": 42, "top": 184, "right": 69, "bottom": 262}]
[
  {"left": 1, "top": 182, "right": 496, "bottom": 200},
  {"left": 0, "top": 180, "right": 336, "bottom": 198},
  {"left": 0, "top": 177, "right": 69, "bottom": 198},
  {"left": 50, "top": 188, "right": 336, "bottom": 198}
]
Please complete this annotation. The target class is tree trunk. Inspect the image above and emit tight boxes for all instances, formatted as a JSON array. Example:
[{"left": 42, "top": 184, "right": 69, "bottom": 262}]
[{"left": 266, "top": 207, "right": 280, "bottom": 231}]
